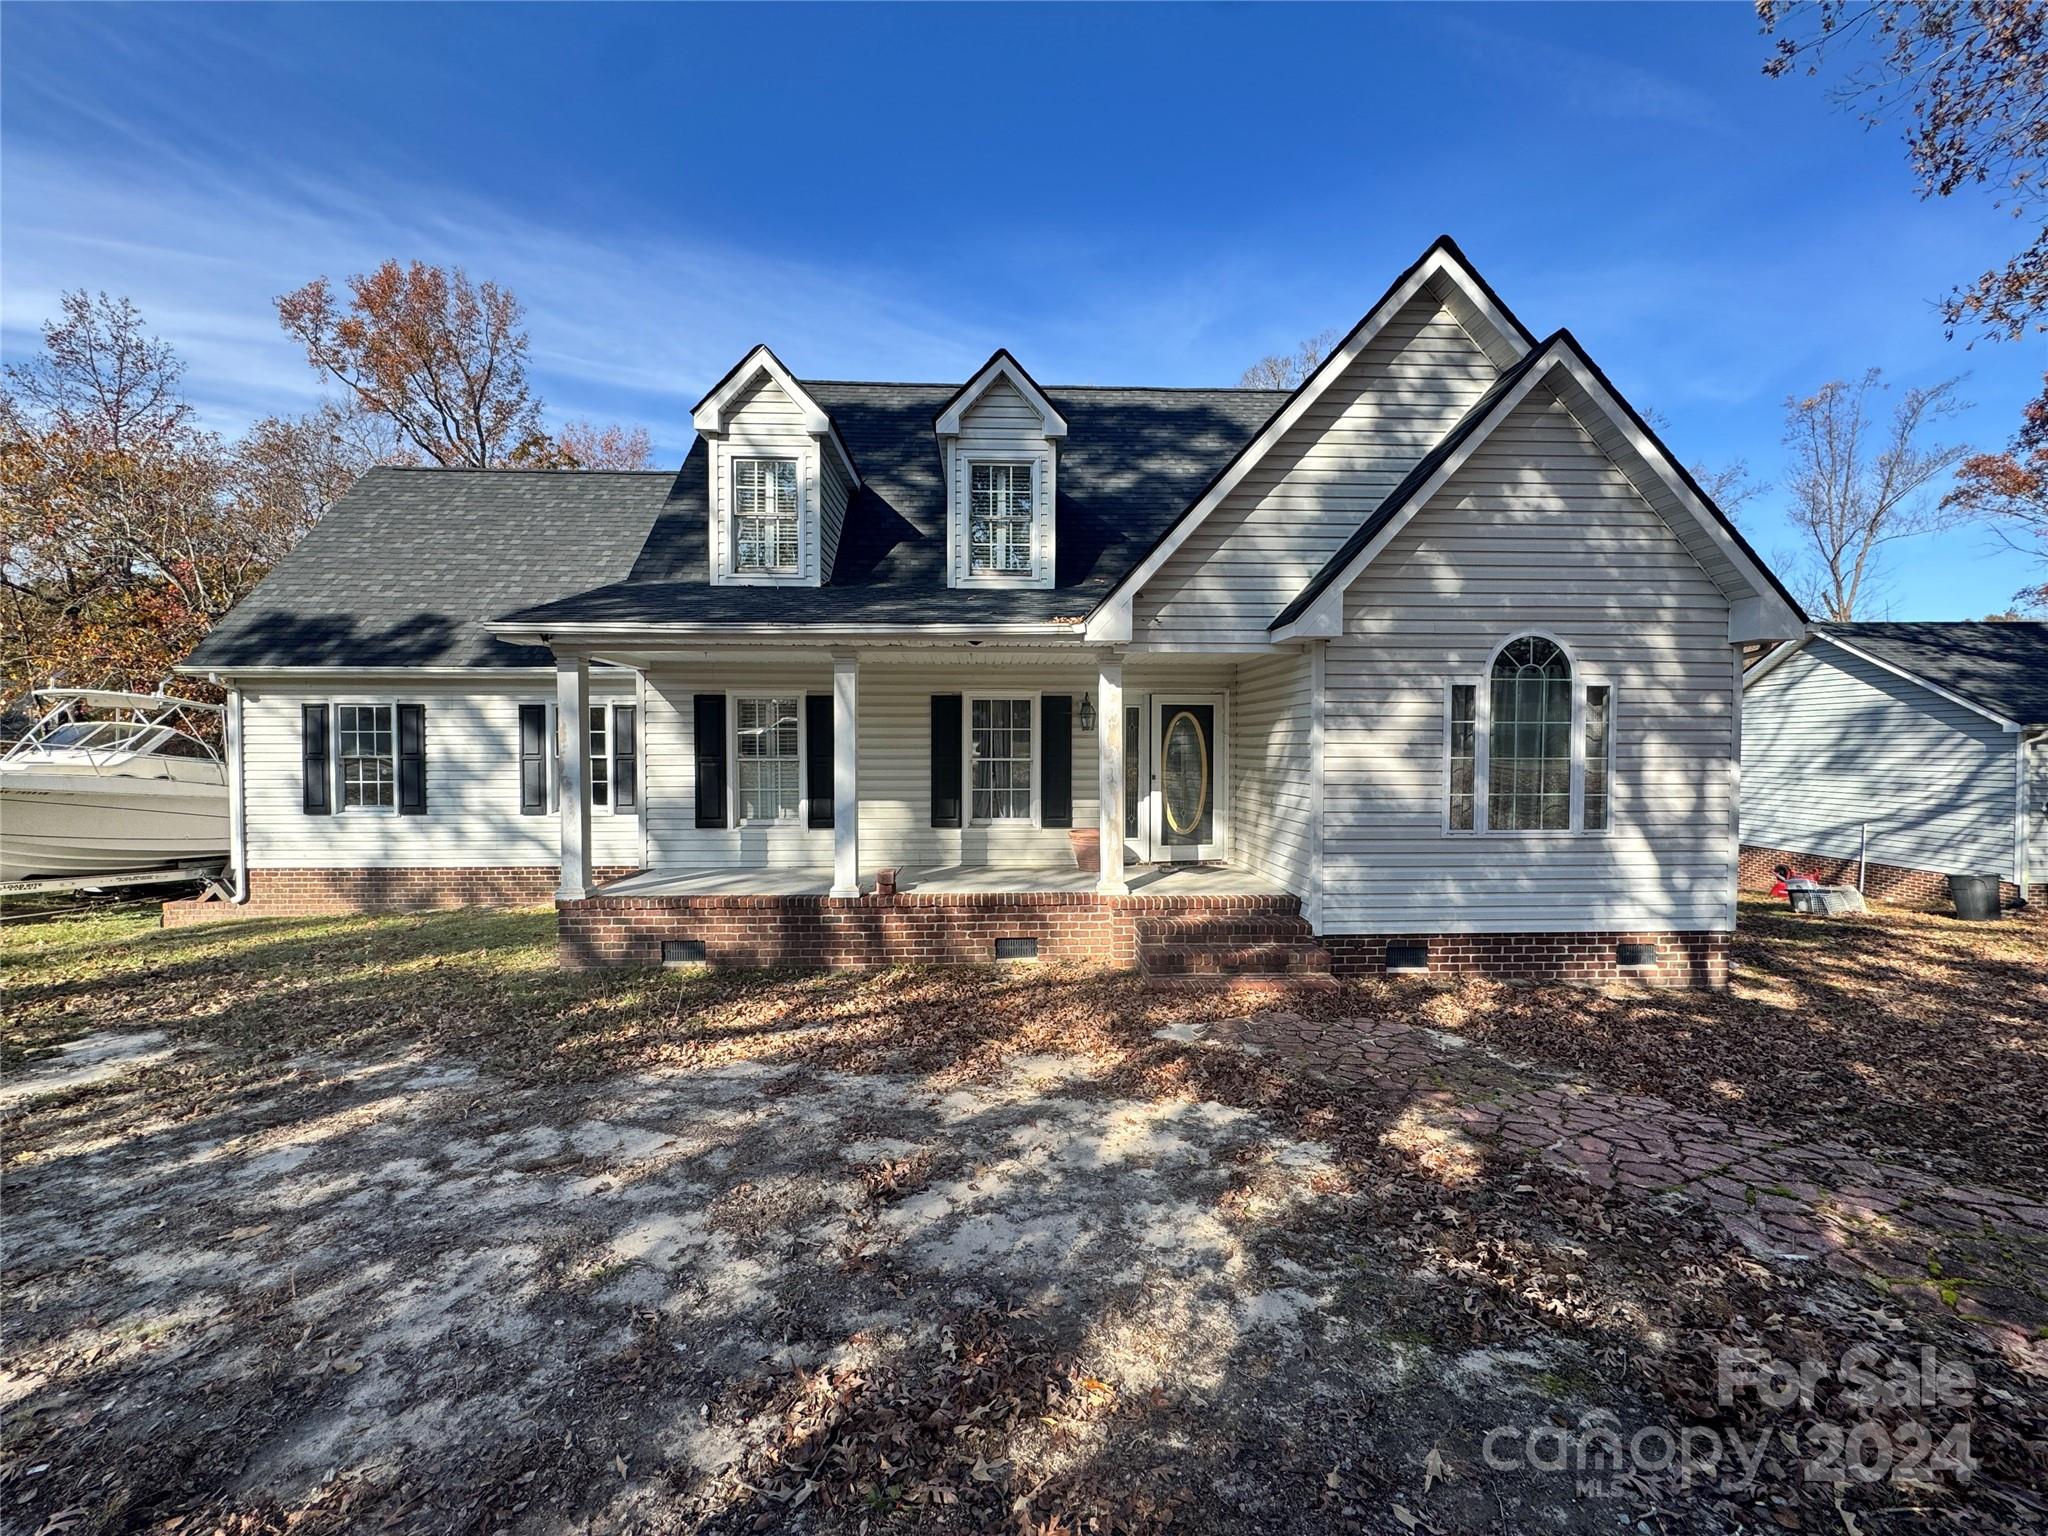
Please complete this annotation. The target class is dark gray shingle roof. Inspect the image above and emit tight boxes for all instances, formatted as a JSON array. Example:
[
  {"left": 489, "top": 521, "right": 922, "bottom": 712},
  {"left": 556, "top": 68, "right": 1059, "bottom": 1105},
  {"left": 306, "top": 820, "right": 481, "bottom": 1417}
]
[
  {"left": 185, "top": 469, "right": 676, "bottom": 670},
  {"left": 189, "top": 381, "right": 1291, "bottom": 666},
  {"left": 497, "top": 382, "right": 1285, "bottom": 633},
  {"left": 1815, "top": 621, "right": 2048, "bottom": 727}
]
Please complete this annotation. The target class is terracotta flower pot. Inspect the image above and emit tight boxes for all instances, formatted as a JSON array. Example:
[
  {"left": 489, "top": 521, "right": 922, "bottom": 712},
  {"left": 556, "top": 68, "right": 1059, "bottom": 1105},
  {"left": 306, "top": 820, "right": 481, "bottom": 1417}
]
[{"left": 1067, "top": 829, "right": 1100, "bottom": 873}]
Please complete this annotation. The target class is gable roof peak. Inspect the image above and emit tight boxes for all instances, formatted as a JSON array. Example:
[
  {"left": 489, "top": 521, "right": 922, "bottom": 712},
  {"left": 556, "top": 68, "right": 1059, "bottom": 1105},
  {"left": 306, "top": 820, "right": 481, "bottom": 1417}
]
[{"left": 934, "top": 349, "right": 1068, "bottom": 439}]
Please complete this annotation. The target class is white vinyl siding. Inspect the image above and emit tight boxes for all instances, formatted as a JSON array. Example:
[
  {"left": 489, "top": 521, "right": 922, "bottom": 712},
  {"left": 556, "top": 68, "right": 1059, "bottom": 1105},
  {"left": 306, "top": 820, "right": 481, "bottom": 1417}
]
[
  {"left": 1134, "top": 287, "right": 1498, "bottom": 649},
  {"left": 1230, "top": 649, "right": 1314, "bottom": 899},
  {"left": 1322, "top": 386, "right": 1739, "bottom": 935},
  {"left": 641, "top": 658, "right": 1234, "bottom": 872},
  {"left": 817, "top": 432, "right": 853, "bottom": 580},
  {"left": 708, "top": 372, "right": 821, "bottom": 586},
  {"left": 241, "top": 678, "right": 640, "bottom": 870},
  {"left": 946, "top": 379, "right": 1055, "bottom": 588},
  {"left": 1741, "top": 641, "right": 2017, "bottom": 881}
]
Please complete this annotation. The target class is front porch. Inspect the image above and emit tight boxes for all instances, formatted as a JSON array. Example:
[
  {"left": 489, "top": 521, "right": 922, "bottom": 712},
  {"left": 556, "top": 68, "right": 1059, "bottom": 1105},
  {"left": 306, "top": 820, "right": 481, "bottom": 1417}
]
[{"left": 557, "top": 860, "right": 1323, "bottom": 976}]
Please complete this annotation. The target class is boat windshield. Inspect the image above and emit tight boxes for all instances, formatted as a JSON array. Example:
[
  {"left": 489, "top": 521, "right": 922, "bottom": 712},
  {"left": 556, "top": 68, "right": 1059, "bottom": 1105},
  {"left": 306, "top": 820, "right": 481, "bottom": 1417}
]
[{"left": 42, "top": 721, "right": 164, "bottom": 751}]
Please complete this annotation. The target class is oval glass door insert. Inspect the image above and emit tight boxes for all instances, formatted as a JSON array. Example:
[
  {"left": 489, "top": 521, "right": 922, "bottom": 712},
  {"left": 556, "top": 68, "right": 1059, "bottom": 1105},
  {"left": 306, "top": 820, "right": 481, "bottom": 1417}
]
[{"left": 1161, "top": 710, "right": 1209, "bottom": 837}]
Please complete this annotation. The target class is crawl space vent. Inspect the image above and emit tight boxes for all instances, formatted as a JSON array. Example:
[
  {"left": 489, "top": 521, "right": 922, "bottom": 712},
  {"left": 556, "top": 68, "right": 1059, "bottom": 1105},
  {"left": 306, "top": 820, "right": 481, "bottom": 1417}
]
[
  {"left": 1616, "top": 942, "right": 1660, "bottom": 970},
  {"left": 994, "top": 937, "right": 1039, "bottom": 962},
  {"left": 662, "top": 939, "right": 708, "bottom": 966},
  {"left": 1385, "top": 941, "right": 1430, "bottom": 973}
]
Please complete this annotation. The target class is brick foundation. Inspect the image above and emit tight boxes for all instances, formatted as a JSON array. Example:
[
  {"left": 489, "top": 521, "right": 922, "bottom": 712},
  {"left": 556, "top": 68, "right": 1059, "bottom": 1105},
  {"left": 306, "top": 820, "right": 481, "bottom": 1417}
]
[
  {"left": 1324, "top": 930, "right": 1728, "bottom": 989},
  {"left": 554, "top": 889, "right": 1301, "bottom": 971},
  {"left": 1738, "top": 843, "right": 2035, "bottom": 910},
  {"left": 161, "top": 865, "right": 640, "bottom": 926}
]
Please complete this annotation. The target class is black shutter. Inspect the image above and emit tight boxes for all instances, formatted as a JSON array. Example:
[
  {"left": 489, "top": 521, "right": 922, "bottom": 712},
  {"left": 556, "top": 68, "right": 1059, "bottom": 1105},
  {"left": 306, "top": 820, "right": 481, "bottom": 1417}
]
[
  {"left": 397, "top": 703, "right": 426, "bottom": 816},
  {"left": 518, "top": 704, "right": 549, "bottom": 815},
  {"left": 930, "top": 694, "right": 962, "bottom": 828},
  {"left": 612, "top": 705, "right": 638, "bottom": 812},
  {"left": 301, "top": 703, "right": 331, "bottom": 815},
  {"left": 1041, "top": 694, "right": 1072, "bottom": 829},
  {"left": 694, "top": 694, "right": 727, "bottom": 828},
  {"left": 806, "top": 693, "right": 834, "bottom": 829}
]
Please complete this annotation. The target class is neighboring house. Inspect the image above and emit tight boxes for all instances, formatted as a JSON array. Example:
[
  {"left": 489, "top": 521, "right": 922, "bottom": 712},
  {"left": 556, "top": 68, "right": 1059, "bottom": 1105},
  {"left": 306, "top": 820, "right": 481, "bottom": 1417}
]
[
  {"left": 1741, "top": 622, "right": 2048, "bottom": 907},
  {"left": 174, "top": 237, "right": 1802, "bottom": 985}
]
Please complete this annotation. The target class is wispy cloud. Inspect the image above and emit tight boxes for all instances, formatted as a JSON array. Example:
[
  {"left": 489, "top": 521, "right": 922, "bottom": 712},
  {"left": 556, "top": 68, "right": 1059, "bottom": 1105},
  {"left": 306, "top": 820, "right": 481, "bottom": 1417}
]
[
  {"left": 1436, "top": 14, "right": 1733, "bottom": 135},
  {"left": 1, "top": 131, "right": 1005, "bottom": 459}
]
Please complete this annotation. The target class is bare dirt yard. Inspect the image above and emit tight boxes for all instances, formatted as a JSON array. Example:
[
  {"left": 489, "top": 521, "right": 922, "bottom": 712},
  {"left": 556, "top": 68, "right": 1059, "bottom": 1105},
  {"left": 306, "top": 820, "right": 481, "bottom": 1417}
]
[{"left": 2, "top": 897, "right": 2043, "bottom": 1535}]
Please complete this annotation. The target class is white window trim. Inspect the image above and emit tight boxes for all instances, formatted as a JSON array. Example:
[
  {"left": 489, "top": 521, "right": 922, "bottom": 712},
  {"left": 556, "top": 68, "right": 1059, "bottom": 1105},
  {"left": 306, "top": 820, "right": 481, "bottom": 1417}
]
[
  {"left": 1440, "top": 633, "right": 1613, "bottom": 839},
  {"left": 962, "top": 458, "right": 1040, "bottom": 582},
  {"left": 727, "top": 690, "right": 806, "bottom": 828},
  {"left": 730, "top": 454, "right": 803, "bottom": 577},
  {"left": 964, "top": 691, "right": 1041, "bottom": 827},
  {"left": 330, "top": 697, "right": 399, "bottom": 816},
  {"left": 585, "top": 700, "right": 638, "bottom": 816}
]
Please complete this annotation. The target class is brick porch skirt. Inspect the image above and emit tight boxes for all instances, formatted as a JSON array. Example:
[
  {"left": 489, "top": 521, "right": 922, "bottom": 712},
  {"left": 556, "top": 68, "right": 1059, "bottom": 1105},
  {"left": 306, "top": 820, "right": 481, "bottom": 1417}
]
[
  {"left": 555, "top": 889, "right": 1298, "bottom": 971},
  {"left": 161, "top": 866, "right": 641, "bottom": 926},
  {"left": 1737, "top": 843, "right": 2035, "bottom": 910},
  {"left": 1323, "top": 930, "right": 1727, "bottom": 989}
]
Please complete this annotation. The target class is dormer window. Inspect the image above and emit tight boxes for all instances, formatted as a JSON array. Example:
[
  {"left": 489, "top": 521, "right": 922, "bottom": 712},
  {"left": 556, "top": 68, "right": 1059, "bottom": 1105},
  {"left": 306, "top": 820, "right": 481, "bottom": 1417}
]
[
  {"left": 969, "top": 462, "right": 1035, "bottom": 575},
  {"left": 934, "top": 352, "right": 1065, "bottom": 590},
  {"left": 691, "top": 346, "right": 860, "bottom": 588},
  {"left": 734, "top": 457, "right": 800, "bottom": 573}
]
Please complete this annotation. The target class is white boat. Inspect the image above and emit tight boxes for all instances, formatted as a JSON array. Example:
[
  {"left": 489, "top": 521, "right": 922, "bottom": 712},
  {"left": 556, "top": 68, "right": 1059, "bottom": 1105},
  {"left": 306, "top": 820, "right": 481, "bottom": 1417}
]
[{"left": 0, "top": 689, "right": 229, "bottom": 885}]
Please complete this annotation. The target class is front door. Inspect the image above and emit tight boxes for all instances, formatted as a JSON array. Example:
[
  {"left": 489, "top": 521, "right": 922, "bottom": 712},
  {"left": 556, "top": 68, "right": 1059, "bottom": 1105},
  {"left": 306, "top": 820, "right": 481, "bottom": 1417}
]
[{"left": 1153, "top": 697, "right": 1223, "bottom": 862}]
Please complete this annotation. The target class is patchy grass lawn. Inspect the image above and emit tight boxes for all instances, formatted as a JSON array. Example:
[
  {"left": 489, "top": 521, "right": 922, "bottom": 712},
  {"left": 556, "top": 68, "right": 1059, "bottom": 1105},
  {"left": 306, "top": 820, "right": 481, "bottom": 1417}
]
[{"left": 1, "top": 898, "right": 2043, "bottom": 1535}]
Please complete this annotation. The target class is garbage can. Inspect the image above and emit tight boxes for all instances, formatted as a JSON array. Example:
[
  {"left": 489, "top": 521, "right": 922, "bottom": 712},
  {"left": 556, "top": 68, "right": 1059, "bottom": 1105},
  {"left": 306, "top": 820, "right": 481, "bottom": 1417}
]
[{"left": 1949, "top": 873, "right": 2003, "bottom": 922}]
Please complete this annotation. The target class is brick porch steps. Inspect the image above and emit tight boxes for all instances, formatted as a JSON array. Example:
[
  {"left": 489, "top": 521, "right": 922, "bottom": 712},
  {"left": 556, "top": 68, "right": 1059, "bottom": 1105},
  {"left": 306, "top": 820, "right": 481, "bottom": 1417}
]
[{"left": 1136, "top": 910, "right": 1333, "bottom": 985}]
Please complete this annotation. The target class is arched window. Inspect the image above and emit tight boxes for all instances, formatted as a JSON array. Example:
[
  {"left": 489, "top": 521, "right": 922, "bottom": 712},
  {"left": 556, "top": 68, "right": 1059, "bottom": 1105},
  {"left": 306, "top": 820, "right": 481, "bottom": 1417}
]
[
  {"left": 1446, "top": 635, "right": 1614, "bottom": 835},
  {"left": 1489, "top": 636, "right": 1573, "bottom": 831}
]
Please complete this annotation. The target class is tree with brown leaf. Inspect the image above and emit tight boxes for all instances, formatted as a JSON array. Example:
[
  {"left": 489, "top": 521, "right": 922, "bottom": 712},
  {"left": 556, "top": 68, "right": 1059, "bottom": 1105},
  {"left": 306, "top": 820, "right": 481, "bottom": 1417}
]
[
  {"left": 508, "top": 418, "right": 654, "bottom": 471},
  {"left": 1760, "top": 0, "right": 2048, "bottom": 603},
  {"left": 275, "top": 260, "right": 544, "bottom": 469}
]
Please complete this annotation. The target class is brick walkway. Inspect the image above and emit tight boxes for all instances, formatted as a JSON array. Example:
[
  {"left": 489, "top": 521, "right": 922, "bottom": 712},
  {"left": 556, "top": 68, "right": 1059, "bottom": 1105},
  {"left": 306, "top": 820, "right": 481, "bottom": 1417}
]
[{"left": 1182, "top": 1012, "right": 2048, "bottom": 1374}]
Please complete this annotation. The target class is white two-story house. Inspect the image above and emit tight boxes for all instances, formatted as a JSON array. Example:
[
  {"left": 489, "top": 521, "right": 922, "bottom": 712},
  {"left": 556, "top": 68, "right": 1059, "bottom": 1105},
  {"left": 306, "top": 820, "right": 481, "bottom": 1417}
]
[{"left": 177, "top": 237, "right": 1804, "bottom": 985}]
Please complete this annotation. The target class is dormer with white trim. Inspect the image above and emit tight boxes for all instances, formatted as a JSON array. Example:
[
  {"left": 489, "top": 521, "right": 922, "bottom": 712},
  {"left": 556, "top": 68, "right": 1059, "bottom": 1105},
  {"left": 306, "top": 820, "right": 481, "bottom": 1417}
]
[
  {"left": 691, "top": 346, "right": 860, "bottom": 587},
  {"left": 934, "top": 350, "right": 1066, "bottom": 589}
]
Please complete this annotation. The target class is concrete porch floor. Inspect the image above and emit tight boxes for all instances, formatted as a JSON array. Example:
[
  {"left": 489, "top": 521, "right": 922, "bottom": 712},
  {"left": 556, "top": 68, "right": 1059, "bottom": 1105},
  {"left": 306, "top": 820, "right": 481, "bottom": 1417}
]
[{"left": 590, "top": 862, "right": 1289, "bottom": 899}]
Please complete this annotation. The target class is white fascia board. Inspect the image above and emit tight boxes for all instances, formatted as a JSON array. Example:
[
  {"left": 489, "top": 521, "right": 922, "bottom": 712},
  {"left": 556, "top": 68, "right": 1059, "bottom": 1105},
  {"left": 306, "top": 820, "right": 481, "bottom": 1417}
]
[
  {"left": 1090, "top": 244, "right": 1531, "bottom": 623},
  {"left": 1268, "top": 354, "right": 1558, "bottom": 643},
  {"left": 1738, "top": 633, "right": 1812, "bottom": 690},
  {"left": 174, "top": 663, "right": 558, "bottom": 680},
  {"left": 935, "top": 353, "right": 1068, "bottom": 439},
  {"left": 692, "top": 346, "right": 858, "bottom": 485},
  {"left": 485, "top": 620, "right": 1082, "bottom": 649},
  {"left": 1811, "top": 632, "right": 2021, "bottom": 730}
]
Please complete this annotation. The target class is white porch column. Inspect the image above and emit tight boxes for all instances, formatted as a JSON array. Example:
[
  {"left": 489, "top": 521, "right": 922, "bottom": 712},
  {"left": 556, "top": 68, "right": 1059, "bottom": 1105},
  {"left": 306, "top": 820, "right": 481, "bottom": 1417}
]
[
  {"left": 830, "top": 652, "right": 861, "bottom": 898},
  {"left": 556, "top": 655, "right": 593, "bottom": 900},
  {"left": 1096, "top": 654, "right": 1128, "bottom": 895}
]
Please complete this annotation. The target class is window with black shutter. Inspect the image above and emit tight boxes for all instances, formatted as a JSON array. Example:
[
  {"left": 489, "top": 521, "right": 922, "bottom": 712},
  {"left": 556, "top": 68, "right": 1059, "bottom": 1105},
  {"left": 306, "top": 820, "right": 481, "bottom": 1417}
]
[
  {"left": 301, "top": 703, "right": 331, "bottom": 816},
  {"left": 1040, "top": 694, "right": 1072, "bottom": 828},
  {"left": 694, "top": 694, "right": 727, "bottom": 828},
  {"left": 612, "top": 705, "right": 637, "bottom": 813},
  {"left": 930, "top": 694, "right": 962, "bottom": 828},
  {"left": 805, "top": 693, "right": 833, "bottom": 829},
  {"left": 396, "top": 703, "right": 426, "bottom": 816},
  {"left": 518, "top": 703, "right": 549, "bottom": 815}
]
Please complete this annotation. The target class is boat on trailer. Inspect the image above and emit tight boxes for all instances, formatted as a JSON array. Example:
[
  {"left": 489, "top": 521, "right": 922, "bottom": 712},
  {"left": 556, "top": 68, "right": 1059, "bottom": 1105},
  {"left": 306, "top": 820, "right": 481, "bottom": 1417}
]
[{"left": 0, "top": 689, "right": 229, "bottom": 890}]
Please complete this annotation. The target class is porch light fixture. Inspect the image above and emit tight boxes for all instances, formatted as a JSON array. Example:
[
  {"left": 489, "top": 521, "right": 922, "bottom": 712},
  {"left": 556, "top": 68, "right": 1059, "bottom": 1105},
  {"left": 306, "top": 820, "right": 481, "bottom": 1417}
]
[{"left": 1077, "top": 692, "right": 1095, "bottom": 733}]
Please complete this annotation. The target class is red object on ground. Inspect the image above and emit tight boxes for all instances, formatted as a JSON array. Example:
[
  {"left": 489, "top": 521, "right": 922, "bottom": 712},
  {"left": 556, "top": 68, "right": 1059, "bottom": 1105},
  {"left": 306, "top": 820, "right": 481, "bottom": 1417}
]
[{"left": 1770, "top": 870, "right": 1818, "bottom": 898}]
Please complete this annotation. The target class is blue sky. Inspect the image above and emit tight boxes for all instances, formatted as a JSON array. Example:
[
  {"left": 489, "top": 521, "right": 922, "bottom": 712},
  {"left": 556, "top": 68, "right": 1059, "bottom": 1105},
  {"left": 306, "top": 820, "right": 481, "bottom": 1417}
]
[{"left": 4, "top": 1, "right": 2043, "bottom": 617}]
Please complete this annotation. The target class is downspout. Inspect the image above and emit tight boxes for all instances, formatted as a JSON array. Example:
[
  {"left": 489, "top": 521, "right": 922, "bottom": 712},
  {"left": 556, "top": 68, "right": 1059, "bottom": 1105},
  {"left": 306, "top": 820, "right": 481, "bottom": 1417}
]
[
  {"left": 212, "top": 676, "right": 250, "bottom": 903},
  {"left": 2017, "top": 730, "right": 2036, "bottom": 909}
]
